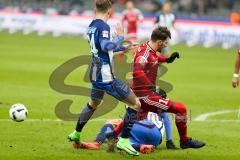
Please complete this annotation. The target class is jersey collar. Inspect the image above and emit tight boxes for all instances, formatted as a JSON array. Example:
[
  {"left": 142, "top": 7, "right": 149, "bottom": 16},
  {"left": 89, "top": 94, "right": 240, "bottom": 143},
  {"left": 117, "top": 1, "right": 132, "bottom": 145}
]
[{"left": 146, "top": 41, "right": 157, "bottom": 54}]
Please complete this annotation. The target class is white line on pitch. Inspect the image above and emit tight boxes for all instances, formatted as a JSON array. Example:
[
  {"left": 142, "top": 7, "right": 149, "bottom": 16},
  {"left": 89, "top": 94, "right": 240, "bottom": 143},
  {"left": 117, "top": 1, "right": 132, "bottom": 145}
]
[
  {"left": 0, "top": 110, "right": 239, "bottom": 122},
  {"left": 193, "top": 110, "right": 238, "bottom": 121},
  {"left": 196, "top": 120, "right": 240, "bottom": 122}
]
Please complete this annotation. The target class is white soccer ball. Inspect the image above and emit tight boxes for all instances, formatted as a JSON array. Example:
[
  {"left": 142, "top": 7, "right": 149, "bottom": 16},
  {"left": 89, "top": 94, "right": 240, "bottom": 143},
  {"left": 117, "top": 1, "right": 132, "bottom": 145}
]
[{"left": 9, "top": 103, "right": 28, "bottom": 122}]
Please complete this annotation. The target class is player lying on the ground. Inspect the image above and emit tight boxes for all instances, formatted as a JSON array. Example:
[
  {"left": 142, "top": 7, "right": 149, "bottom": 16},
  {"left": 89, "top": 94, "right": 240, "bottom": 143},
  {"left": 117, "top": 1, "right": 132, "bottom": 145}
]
[
  {"left": 74, "top": 112, "right": 177, "bottom": 153},
  {"left": 232, "top": 48, "right": 240, "bottom": 88},
  {"left": 129, "top": 26, "right": 206, "bottom": 149}
]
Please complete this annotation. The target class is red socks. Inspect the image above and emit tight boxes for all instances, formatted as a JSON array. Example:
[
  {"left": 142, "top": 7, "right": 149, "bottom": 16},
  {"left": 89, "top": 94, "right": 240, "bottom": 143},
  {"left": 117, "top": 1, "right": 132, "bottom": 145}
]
[{"left": 170, "top": 102, "right": 188, "bottom": 143}]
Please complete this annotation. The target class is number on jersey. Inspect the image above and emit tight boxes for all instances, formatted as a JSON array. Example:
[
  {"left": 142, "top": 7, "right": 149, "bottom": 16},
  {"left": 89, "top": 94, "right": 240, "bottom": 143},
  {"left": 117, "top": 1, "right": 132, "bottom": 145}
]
[{"left": 88, "top": 34, "right": 98, "bottom": 57}]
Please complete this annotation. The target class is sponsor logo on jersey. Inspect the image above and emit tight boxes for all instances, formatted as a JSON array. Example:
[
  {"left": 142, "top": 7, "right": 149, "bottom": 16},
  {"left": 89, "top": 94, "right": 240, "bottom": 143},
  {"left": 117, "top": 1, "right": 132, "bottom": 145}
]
[{"left": 102, "top": 30, "right": 109, "bottom": 38}]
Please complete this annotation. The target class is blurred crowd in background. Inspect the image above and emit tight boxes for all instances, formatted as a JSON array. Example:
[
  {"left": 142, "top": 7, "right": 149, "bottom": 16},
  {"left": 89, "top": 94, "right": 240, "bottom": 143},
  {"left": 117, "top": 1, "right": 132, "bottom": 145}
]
[{"left": 0, "top": 0, "right": 240, "bottom": 22}]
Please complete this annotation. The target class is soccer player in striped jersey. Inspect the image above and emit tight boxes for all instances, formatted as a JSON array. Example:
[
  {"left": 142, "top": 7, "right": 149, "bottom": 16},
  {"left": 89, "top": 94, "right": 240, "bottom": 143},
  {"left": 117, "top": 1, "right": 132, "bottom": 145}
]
[
  {"left": 155, "top": 2, "right": 179, "bottom": 47},
  {"left": 155, "top": 2, "right": 175, "bottom": 30},
  {"left": 232, "top": 48, "right": 240, "bottom": 88},
  {"left": 132, "top": 26, "right": 205, "bottom": 149},
  {"left": 67, "top": 0, "right": 141, "bottom": 156}
]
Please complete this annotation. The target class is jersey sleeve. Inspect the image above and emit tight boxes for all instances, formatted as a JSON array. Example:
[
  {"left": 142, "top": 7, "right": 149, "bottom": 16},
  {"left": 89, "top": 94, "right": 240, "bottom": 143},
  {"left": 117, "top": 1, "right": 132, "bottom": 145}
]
[
  {"left": 99, "top": 23, "right": 126, "bottom": 52},
  {"left": 157, "top": 54, "right": 167, "bottom": 62},
  {"left": 99, "top": 24, "right": 115, "bottom": 52},
  {"left": 99, "top": 23, "right": 111, "bottom": 43}
]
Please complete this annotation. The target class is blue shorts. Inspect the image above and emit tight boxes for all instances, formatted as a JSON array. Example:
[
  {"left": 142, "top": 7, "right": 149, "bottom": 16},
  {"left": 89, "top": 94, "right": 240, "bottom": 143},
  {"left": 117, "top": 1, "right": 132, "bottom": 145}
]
[
  {"left": 91, "top": 79, "right": 131, "bottom": 101},
  {"left": 130, "top": 119, "right": 162, "bottom": 147}
]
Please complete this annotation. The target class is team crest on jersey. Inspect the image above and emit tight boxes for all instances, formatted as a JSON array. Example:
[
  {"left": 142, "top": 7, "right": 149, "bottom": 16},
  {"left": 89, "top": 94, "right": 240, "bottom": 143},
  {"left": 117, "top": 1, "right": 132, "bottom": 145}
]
[
  {"left": 102, "top": 30, "right": 109, "bottom": 38},
  {"left": 138, "top": 47, "right": 141, "bottom": 52},
  {"left": 137, "top": 56, "right": 147, "bottom": 65}
]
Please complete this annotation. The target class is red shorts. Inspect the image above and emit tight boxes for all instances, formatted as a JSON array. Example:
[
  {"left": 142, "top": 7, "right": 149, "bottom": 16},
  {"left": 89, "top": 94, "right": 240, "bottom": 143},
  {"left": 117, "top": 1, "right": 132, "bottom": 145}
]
[
  {"left": 127, "top": 30, "right": 137, "bottom": 42},
  {"left": 137, "top": 92, "right": 174, "bottom": 120}
]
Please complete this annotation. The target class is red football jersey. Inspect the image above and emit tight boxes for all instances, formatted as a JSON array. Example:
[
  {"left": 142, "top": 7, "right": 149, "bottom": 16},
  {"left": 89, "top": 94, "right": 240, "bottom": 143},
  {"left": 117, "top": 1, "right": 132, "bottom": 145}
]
[
  {"left": 122, "top": 8, "right": 143, "bottom": 34},
  {"left": 132, "top": 42, "right": 167, "bottom": 97}
]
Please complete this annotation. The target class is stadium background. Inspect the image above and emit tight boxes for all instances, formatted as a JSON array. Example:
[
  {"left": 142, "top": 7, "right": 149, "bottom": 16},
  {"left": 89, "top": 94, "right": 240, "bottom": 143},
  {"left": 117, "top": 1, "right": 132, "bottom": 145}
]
[{"left": 0, "top": 0, "right": 240, "bottom": 160}]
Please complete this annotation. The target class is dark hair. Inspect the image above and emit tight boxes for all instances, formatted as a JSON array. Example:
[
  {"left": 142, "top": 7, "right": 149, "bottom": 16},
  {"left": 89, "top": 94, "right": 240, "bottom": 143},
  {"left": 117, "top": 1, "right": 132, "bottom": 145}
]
[
  {"left": 151, "top": 26, "right": 171, "bottom": 42},
  {"left": 96, "top": 0, "right": 113, "bottom": 13},
  {"left": 126, "top": 0, "right": 134, "bottom": 4}
]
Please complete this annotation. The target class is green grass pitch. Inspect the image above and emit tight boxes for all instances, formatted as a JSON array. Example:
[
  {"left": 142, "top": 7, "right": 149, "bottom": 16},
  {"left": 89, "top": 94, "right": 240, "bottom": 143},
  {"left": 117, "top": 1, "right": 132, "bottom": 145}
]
[{"left": 0, "top": 32, "right": 239, "bottom": 160}]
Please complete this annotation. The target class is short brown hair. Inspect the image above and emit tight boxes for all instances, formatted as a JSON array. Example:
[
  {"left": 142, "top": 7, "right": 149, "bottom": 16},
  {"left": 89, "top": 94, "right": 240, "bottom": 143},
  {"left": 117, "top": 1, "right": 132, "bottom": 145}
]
[
  {"left": 151, "top": 26, "right": 171, "bottom": 42},
  {"left": 96, "top": 0, "right": 113, "bottom": 13}
]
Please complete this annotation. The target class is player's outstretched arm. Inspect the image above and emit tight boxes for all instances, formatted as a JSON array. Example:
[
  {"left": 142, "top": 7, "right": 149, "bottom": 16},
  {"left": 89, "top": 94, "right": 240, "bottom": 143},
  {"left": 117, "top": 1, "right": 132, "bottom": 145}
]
[
  {"left": 160, "top": 112, "right": 172, "bottom": 138},
  {"left": 100, "top": 24, "right": 127, "bottom": 53},
  {"left": 157, "top": 52, "right": 180, "bottom": 63},
  {"left": 232, "top": 49, "right": 240, "bottom": 88},
  {"left": 100, "top": 36, "right": 125, "bottom": 52}
]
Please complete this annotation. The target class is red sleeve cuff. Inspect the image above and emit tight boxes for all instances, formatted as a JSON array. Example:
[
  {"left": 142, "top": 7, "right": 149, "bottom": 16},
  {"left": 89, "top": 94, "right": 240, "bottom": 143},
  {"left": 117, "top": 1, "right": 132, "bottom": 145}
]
[{"left": 157, "top": 55, "right": 167, "bottom": 62}]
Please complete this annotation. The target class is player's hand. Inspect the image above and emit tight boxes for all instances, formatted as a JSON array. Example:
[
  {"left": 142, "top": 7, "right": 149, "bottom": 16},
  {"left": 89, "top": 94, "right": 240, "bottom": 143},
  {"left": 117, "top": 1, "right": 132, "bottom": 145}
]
[
  {"left": 157, "top": 88, "right": 167, "bottom": 99},
  {"left": 166, "top": 52, "right": 180, "bottom": 63},
  {"left": 115, "top": 23, "right": 124, "bottom": 37},
  {"left": 128, "top": 42, "right": 139, "bottom": 53},
  {"left": 119, "top": 42, "right": 139, "bottom": 54},
  {"left": 232, "top": 77, "right": 239, "bottom": 88},
  {"left": 149, "top": 85, "right": 156, "bottom": 92}
]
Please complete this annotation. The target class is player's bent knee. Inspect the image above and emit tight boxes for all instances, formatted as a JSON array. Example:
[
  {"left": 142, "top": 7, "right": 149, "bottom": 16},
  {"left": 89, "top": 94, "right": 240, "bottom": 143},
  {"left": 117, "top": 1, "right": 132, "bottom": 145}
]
[
  {"left": 172, "top": 102, "right": 187, "bottom": 114},
  {"left": 177, "top": 102, "right": 187, "bottom": 114},
  {"left": 89, "top": 100, "right": 102, "bottom": 109},
  {"left": 136, "top": 99, "right": 141, "bottom": 110},
  {"left": 133, "top": 99, "right": 141, "bottom": 111},
  {"left": 127, "top": 98, "right": 141, "bottom": 111}
]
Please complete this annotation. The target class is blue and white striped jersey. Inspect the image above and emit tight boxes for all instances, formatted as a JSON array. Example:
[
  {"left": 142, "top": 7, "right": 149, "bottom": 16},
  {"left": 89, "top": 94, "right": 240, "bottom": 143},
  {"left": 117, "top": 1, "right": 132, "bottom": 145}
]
[
  {"left": 155, "top": 12, "right": 175, "bottom": 29},
  {"left": 87, "top": 19, "right": 115, "bottom": 84}
]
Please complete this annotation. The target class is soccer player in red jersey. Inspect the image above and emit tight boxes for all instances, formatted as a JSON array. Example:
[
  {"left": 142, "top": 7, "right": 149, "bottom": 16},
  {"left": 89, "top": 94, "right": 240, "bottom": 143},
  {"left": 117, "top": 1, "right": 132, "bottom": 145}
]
[
  {"left": 122, "top": 1, "right": 143, "bottom": 42},
  {"left": 131, "top": 26, "right": 206, "bottom": 149}
]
